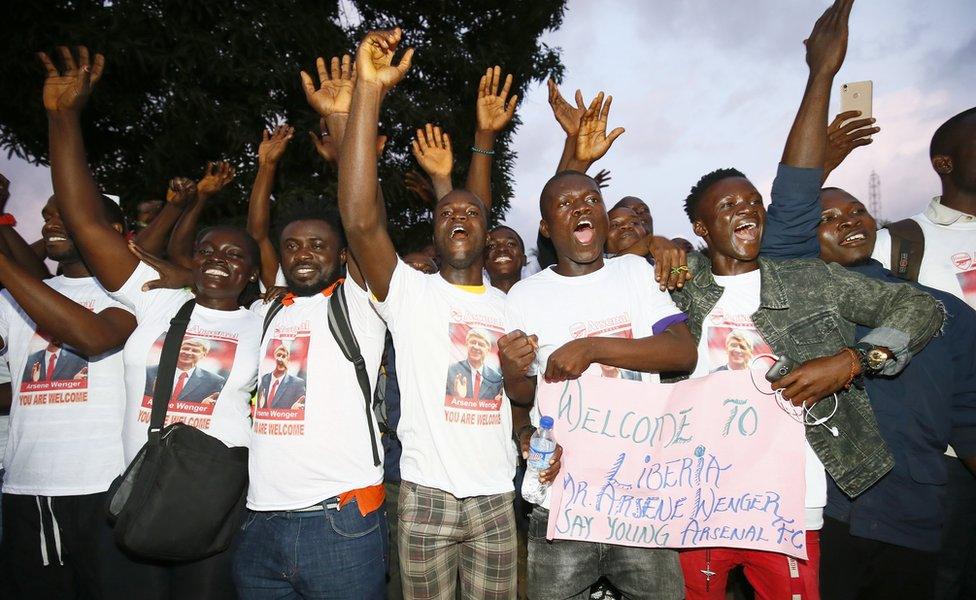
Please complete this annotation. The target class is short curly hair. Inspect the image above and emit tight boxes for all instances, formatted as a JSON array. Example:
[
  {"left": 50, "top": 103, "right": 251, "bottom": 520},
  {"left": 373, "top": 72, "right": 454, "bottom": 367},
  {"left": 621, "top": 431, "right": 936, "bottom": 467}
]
[
  {"left": 930, "top": 106, "right": 976, "bottom": 158},
  {"left": 272, "top": 197, "right": 347, "bottom": 251},
  {"left": 683, "top": 167, "right": 746, "bottom": 222}
]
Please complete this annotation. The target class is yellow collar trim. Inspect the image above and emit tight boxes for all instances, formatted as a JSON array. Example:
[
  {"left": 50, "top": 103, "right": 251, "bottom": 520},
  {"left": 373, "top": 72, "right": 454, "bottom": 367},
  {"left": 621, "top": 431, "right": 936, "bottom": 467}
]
[{"left": 453, "top": 284, "right": 487, "bottom": 295}]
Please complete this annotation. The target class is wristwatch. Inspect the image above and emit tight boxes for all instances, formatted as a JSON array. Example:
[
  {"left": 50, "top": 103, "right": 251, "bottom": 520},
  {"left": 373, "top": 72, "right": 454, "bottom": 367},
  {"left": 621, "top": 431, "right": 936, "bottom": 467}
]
[{"left": 852, "top": 342, "right": 892, "bottom": 374}]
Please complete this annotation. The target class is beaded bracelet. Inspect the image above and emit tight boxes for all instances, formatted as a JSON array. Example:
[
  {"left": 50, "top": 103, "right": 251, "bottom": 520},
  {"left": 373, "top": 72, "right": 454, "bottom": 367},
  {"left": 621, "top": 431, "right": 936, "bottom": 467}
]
[
  {"left": 470, "top": 146, "right": 495, "bottom": 156},
  {"left": 841, "top": 346, "right": 861, "bottom": 390}
]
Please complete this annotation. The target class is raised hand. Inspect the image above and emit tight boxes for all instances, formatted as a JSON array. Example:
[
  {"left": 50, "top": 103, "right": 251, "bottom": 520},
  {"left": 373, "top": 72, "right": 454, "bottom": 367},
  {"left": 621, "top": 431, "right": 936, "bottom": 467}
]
[
  {"left": 404, "top": 170, "right": 436, "bottom": 205},
  {"left": 547, "top": 78, "right": 587, "bottom": 137},
  {"left": 355, "top": 28, "right": 414, "bottom": 92},
  {"left": 593, "top": 168, "right": 611, "bottom": 189},
  {"left": 454, "top": 373, "right": 468, "bottom": 398},
  {"left": 574, "top": 92, "right": 626, "bottom": 164},
  {"left": 476, "top": 66, "right": 518, "bottom": 133},
  {"left": 412, "top": 124, "right": 453, "bottom": 179},
  {"left": 301, "top": 54, "right": 356, "bottom": 117},
  {"left": 647, "top": 236, "right": 692, "bottom": 291},
  {"left": 824, "top": 110, "right": 878, "bottom": 181},
  {"left": 310, "top": 118, "right": 386, "bottom": 165},
  {"left": 805, "top": 0, "right": 855, "bottom": 78},
  {"left": 128, "top": 241, "right": 193, "bottom": 291},
  {"left": 309, "top": 118, "right": 339, "bottom": 164},
  {"left": 165, "top": 177, "right": 197, "bottom": 209},
  {"left": 259, "top": 124, "right": 295, "bottom": 167},
  {"left": 38, "top": 45, "right": 105, "bottom": 114},
  {"left": 196, "top": 161, "right": 235, "bottom": 199}
]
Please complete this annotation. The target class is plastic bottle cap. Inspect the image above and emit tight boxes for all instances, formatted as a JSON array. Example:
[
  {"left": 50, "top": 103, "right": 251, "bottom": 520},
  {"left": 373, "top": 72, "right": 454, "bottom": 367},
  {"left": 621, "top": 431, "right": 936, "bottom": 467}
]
[{"left": 540, "top": 416, "right": 554, "bottom": 429}]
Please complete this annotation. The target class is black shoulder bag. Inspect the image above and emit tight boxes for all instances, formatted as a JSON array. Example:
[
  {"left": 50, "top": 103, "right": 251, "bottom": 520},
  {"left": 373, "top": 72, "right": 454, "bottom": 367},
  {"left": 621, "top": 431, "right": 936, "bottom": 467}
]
[{"left": 106, "top": 299, "right": 249, "bottom": 561}]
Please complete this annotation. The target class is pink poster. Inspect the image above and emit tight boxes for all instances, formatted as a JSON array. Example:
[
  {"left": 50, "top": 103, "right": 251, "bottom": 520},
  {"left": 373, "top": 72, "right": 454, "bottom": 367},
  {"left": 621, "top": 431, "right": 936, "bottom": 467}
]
[{"left": 537, "top": 370, "right": 809, "bottom": 559}]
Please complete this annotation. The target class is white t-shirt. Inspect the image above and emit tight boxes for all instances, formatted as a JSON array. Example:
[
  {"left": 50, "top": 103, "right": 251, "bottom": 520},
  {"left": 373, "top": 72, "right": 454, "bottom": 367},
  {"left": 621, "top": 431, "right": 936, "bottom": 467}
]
[
  {"left": 873, "top": 199, "right": 976, "bottom": 310},
  {"left": 691, "top": 268, "right": 826, "bottom": 530},
  {"left": 247, "top": 281, "right": 387, "bottom": 510},
  {"left": 507, "top": 255, "right": 685, "bottom": 383},
  {"left": 0, "top": 276, "right": 130, "bottom": 495},
  {"left": 505, "top": 255, "right": 687, "bottom": 508},
  {"left": 372, "top": 260, "right": 515, "bottom": 498},
  {"left": 113, "top": 262, "right": 261, "bottom": 465}
]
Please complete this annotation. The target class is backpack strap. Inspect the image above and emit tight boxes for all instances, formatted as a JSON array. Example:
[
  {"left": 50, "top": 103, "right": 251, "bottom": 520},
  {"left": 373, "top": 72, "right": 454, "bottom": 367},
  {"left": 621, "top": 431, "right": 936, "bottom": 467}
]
[
  {"left": 328, "top": 283, "right": 382, "bottom": 467},
  {"left": 148, "top": 299, "right": 195, "bottom": 442},
  {"left": 886, "top": 219, "right": 925, "bottom": 282},
  {"left": 262, "top": 297, "right": 285, "bottom": 340}
]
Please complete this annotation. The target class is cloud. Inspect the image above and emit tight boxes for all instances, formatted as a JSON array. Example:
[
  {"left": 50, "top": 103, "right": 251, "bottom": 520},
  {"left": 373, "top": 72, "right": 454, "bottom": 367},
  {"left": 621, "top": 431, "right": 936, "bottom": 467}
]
[{"left": 507, "top": 0, "right": 975, "bottom": 250}]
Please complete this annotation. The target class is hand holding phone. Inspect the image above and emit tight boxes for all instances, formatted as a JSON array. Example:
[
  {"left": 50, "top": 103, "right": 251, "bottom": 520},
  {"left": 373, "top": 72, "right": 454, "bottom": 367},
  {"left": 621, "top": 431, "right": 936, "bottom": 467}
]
[
  {"left": 765, "top": 355, "right": 800, "bottom": 383},
  {"left": 840, "top": 81, "right": 873, "bottom": 126}
]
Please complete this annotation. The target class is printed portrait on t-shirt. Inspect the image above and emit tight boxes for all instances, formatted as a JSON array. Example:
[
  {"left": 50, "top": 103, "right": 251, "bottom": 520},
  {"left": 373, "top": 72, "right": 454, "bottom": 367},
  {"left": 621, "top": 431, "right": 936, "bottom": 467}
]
[
  {"left": 254, "top": 323, "right": 311, "bottom": 429},
  {"left": 18, "top": 330, "right": 89, "bottom": 403},
  {"left": 704, "top": 311, "right": 771, "bottom": 373},
  {"left": 445, "top": 324, "right": 504, "bottom": 404},
  {"left": 567, "top": 314, "right": 642, "bottom": 381},
  {"left": 951, "top": 252, "right": 976, "bottom": 309},
  {"left": 141, "top": 329, "right": 239, "bottom": 422}
]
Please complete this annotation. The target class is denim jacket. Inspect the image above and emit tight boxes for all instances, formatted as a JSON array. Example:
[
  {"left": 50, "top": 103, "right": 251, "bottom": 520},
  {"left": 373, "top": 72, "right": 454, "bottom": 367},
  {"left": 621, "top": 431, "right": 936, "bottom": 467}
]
[{"left": 671, "top": 253, "right": 944, "bottom": 497}]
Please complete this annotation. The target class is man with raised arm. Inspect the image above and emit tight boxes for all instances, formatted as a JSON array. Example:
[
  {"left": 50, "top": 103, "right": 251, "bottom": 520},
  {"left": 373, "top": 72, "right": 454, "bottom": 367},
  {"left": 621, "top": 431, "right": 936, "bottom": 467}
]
[
  {"left": 339, "top": 28, "right": 522, "bottom": 599},
  {"left": 760, "top": 106, "right": 976, "bottom": 600},
  {"left": 0, "top": 194, "right": 135, "bottom": 600},
  {"left": 672, "top": 2, "right": 943, "bottom": 597},
  {"left": 229, "top": 50, "right": 390, "bottom": 598}
]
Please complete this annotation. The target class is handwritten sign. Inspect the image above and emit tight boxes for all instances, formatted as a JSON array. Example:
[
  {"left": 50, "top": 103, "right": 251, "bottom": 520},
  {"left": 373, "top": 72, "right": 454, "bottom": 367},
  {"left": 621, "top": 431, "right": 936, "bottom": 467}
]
[{"left": 539, "top": 370, "right": 808, "bottom": 559}]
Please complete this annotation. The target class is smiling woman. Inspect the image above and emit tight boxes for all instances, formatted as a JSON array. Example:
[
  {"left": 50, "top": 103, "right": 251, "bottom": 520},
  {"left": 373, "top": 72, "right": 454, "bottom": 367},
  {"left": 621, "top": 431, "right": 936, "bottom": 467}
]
[{"left": 40, "top": 44, "right": 262, "bottom": 597}]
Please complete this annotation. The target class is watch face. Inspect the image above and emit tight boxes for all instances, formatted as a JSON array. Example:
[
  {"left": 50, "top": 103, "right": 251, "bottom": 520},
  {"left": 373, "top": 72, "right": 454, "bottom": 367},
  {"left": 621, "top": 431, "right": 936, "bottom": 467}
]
[{"left": 867, "top": 349, "right": 887, "bottom": 369}]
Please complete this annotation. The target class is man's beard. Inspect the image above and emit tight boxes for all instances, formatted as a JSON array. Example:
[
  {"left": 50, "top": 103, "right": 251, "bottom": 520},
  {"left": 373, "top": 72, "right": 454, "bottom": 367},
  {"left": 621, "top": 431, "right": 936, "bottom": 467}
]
[{"left": 284, "top": 265, "right": 343, "bottom": 297}]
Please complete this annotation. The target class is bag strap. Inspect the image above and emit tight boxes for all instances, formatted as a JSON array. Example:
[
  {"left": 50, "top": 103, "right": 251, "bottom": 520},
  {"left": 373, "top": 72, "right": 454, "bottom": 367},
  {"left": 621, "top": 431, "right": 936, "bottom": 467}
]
[
  {"left": 262, "top": 297, "right": 285, "bottom": 340},
  {"left": 886, "top": 218, "right": 925, "bottom": 282},
  {"left": 148, "top": 299, "right": 196, "bottom": 442},
  {"left": 328, "top": 283, "right": 381, "bottom": 467}
]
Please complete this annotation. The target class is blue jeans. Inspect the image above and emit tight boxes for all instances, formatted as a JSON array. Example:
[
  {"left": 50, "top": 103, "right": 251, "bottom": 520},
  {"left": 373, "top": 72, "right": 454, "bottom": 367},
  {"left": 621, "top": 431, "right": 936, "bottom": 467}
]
[{"left": 233, "top": 498, "right": 387, "bottom": 599}]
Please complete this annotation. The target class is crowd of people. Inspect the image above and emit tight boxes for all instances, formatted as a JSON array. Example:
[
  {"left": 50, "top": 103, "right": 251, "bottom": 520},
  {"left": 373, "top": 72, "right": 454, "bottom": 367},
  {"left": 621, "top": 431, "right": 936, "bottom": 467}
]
[{"left": 0, "top": 0, "right": 974, "bottom": 598}]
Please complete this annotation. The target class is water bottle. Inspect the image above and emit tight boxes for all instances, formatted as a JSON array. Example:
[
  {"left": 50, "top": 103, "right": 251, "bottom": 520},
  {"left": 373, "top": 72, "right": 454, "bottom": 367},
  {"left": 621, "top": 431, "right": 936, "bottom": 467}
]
[{"left": 522, "top": 416, "right": 557, "bottom": 504}]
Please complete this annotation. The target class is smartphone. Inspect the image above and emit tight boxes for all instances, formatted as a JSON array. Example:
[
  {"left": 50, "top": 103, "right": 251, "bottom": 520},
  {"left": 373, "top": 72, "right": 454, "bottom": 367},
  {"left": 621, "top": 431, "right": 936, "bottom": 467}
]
[
  {"left": 840, "top": 80, "right": 873, "bottom": 122},
  {"left": 765, "top": 355, "right": 799, "bottom": 383}
]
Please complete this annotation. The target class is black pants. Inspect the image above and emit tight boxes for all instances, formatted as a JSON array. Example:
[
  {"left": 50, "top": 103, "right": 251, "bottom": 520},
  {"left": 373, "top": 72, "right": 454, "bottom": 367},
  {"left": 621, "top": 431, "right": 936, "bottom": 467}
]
[
  {"left": 0, "top": 491, "right": 107, "bottom": 600},
  {"left": 820, "top": 515, "right": 936, "bottom": 600},
  {"left": 98, "top": 512, "right": 240, "bottom": 600}
]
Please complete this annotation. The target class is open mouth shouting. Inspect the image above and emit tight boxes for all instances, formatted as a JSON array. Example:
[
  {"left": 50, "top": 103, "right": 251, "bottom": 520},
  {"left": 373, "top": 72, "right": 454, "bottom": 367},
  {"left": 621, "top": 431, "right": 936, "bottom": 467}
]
[
  {"left": 733, "top": 220, "right": 759, "bottom": 242},
  {"left": 573, "top": 219, "right": 595, "bottom": 245},
  {"left": 450, "top": 225, "right": 469, "bottom": 241}
]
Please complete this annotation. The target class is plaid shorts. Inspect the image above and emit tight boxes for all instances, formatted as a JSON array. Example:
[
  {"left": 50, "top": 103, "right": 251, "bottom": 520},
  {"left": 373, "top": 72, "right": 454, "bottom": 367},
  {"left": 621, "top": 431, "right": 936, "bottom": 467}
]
[{"left": 398, "top": 481, "right": 516, "bottom": 599}]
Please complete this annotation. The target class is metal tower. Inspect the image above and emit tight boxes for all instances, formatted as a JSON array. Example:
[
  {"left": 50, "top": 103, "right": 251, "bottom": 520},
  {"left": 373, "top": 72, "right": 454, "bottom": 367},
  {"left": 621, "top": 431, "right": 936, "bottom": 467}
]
[{"left": 868, "top": 170, "right": 881, "bottom": 221}]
